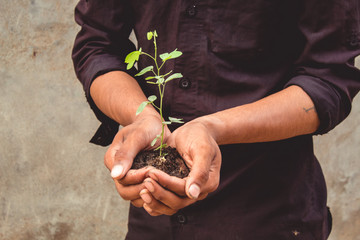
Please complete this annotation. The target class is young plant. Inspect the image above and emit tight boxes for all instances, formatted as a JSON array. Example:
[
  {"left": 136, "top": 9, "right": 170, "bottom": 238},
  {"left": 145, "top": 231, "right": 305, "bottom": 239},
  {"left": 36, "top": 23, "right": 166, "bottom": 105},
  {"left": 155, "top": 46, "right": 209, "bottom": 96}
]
[{"left": 125, "top": 30, "right": 184, "bottom": 157}]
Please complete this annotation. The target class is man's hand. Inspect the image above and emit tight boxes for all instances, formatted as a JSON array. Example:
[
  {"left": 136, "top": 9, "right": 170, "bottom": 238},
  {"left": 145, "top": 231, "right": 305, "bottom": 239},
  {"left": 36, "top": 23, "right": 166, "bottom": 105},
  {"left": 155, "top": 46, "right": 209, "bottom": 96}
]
[
  {"left": 137, "top": 169, "right": 208, "bottom": 216},
  {"left": 140, "top": 119, "right": 222, "bottom": 215},
  {"left": 104, "top": 113, "right": 171, "bottom": 205},
  {"left": 113, "top": 167, "right": 151, "bottom": 208},
  {"left": 170, "top": 120, "right": 221, "bottom": 199}
]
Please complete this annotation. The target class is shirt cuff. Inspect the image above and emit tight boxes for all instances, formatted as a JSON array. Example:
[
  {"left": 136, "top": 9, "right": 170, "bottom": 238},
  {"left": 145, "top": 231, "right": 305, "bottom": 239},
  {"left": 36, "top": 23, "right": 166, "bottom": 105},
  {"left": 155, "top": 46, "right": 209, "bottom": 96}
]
[
  {"left": 284, "top": 75, "right": 350, "bottom": 135},
  {"left": 78, "top": 54, "right": 137, "bottom": 146}
]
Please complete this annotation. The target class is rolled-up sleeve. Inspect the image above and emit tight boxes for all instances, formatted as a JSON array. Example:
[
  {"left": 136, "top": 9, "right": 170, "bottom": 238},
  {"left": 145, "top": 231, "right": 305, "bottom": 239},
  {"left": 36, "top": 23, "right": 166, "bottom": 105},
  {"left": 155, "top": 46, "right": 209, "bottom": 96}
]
[
  {"left": 72, "top": 0, "right": 136, "bottom": 145},
  {"left": 285, "top": 0, "right": 360, "bottom": 134}
]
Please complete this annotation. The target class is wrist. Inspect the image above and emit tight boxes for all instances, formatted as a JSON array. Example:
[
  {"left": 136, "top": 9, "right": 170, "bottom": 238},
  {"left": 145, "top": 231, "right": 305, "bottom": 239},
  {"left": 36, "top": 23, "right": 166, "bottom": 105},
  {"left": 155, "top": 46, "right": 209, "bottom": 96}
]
[
  {"left": 192, "top": 115, "right": 225, "bottom": 145},
  {"left": 133, "top": 107, "right": 161, "bottom": 124}
]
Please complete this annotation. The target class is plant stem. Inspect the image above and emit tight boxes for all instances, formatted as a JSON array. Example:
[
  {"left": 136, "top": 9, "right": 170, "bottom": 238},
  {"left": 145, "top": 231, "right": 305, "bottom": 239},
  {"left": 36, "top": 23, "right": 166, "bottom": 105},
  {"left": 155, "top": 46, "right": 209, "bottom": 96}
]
[
  {"left": 152, "top": 35, "right": 166, "bottom": 156},
  {"left": 142, "top": 52, "right": 156, "bottom": 62},
  {"left": 159, "top": 84, "right": 165, "bottom": 156},
  {"left": 153, "top": 36, "right": 160, "bottom": 76}
]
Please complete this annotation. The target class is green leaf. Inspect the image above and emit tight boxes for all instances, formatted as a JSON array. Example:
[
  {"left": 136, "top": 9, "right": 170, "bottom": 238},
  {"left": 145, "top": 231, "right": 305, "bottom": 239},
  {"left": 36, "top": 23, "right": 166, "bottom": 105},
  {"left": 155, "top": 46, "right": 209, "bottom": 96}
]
[
  {"left": 150, "top": 137, "right": 158, "bottom": 147},
  {"left": 145, "top": 76, "right": 158, "bottom": 84},
  {"left": 145, "top": 76, "right": 157, "bottom": 80},
  {"left": 151, "top": 134, "right": 161, "bottom": 147},
  {"left": 162, "top": 121, "right": 172, "bottom": 125},
  {"left": 154, "top": 30, "right": 158, "bottom": 37},
  {"left": 136, "top": 101, "right": 149, "bottom": 115},
  {"left": 155, "top": 76, "right": 165, "bottom": 84},
  {"left": 146, "top": 81, "right": 157, "bottom": 85},
  {"left": 159, "top": 52, "right": 170, "bottom": 61},
  {"left": 125, "top": 49, "right": 142, "bottom": 70},
  {"left": 148, "top": 95, "right": 157, "bottom": 102},
  {"left": 169, "top": 49, "right": 183, "bottom": 59},
  {"left": 160, "top": 49, "right": 183, "bottom": 62},
  {"left": 168, "top": 117, "right": 184, "bottom": 123},
  {"left": 135, "top": 66, "right": 154, "bottom": 76},
  {"left": 165, "top": 73, "right": 183, "bottom": 83},
  {"left": 147, "top": 31, "right": 153, "bottom": 40}
]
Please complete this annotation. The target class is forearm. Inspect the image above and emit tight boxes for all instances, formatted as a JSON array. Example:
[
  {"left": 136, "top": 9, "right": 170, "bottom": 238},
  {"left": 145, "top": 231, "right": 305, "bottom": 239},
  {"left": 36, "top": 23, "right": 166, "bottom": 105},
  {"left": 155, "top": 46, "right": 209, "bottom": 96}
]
[
  {"left": 197, "top": 85, "right": 320, "bottom": 145},
  {"left": 90, "top": 71, "right": 159, "bottom": 126}
]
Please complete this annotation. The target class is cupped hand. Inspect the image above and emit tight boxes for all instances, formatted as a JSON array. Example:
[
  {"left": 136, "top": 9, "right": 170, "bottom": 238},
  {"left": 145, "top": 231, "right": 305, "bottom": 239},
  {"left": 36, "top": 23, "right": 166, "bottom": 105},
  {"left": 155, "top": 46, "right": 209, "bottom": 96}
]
[
  {"left": 137, "top": 169, "right": 207, "bottom": 216},
  {"left": 168, "top": 119, "right": 222, "bottom": 199},
  {"left": 141, "top": 118, "right": 222, "bottom": 216},
  {"left": 104, "top": 113, "right": 171, "bottom": 205}
]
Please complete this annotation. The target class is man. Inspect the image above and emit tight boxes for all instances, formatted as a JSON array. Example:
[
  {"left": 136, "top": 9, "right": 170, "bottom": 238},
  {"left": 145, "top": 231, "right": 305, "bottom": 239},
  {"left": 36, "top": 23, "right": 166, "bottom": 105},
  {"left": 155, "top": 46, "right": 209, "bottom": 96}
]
[{"left": 72, "top": 0, "right": 360, "bottom": 239}]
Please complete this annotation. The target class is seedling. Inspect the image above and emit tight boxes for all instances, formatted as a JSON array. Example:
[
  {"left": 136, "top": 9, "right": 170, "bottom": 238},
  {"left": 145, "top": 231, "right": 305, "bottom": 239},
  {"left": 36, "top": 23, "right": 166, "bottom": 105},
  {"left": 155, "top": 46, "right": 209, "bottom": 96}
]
[{"left": 125, "top": 30, "right": 184, "bottom": 157}]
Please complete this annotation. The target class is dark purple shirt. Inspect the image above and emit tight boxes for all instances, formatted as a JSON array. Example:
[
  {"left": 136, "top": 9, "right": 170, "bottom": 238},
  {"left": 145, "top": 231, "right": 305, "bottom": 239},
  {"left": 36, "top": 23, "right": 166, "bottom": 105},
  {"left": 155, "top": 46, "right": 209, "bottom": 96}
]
[{"left": 72, "top": 1, "right": 360, "bottom": 239}]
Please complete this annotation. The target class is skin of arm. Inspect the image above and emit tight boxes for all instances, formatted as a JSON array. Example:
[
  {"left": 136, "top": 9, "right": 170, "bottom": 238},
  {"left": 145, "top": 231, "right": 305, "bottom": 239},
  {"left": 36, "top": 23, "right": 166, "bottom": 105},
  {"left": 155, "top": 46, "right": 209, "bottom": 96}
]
[
  {"left": 90, "top": 71, "right": 158, "bottom": 126},
  {"left": 195, "top": 85, "right": 320, "bottom": 145}
]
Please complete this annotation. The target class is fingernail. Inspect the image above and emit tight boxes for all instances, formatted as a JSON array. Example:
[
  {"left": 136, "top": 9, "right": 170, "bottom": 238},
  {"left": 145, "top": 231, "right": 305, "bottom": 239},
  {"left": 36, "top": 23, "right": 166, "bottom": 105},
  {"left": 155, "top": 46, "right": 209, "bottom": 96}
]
[
  {"left": 143, "top": 203, "right": 152, "bottom": 213},
  {"left": 111, "top": 165, "right": 123, "bottom": 178},
  {"left": 144, "top": 180, "right": 155, "bottom": 193},
  {"left": 188, "top": 184, "right": 200, "bottom": 199},
  {"left": 140, "top": 190, "right": 152, "bottom": 204}
]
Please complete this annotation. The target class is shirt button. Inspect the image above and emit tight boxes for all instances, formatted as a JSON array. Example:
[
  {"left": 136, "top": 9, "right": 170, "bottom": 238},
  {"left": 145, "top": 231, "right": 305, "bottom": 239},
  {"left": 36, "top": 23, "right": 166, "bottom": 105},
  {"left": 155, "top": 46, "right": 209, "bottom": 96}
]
[
  {"left": 186, "top": 5, "right": 197, "bottom": 17},
  {"left": 179, "top": 78, "right": 191, "bottom": 89},
  {"left": 348, "top": 31, "right": 359, "bottom": 49},
  {"left": 177, "top": 214, "right": 187, "bottom": 224},
  {"left": 349, "top": 37, "right": 359, "bottom": 48}
]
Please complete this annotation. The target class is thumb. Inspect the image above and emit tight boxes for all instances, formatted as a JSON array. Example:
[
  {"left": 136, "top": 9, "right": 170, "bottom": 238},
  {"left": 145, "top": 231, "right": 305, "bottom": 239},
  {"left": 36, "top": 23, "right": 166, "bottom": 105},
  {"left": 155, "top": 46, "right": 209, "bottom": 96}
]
[
  {"left": 109, "top": 137, "right": 145, "bottom": 180},
  {"left": 184, "top": 152, "right": 211, "bottom": 199}
]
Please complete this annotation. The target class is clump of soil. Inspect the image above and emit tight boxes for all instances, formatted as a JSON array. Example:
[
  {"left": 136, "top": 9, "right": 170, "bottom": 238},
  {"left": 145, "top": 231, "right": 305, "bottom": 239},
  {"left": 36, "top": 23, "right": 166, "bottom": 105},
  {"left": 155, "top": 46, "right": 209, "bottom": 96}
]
[{"left": 131, "top": 147, "right": 189, "bottom": 178}]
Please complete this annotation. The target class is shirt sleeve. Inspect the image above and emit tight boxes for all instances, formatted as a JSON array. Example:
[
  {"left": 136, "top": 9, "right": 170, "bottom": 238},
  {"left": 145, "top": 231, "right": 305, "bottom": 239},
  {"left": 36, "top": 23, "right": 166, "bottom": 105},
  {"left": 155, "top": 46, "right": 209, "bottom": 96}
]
[
  {"left": 285, "top": 0, "right": 360, "bottom": 135},
  {"left": 72, "top": 0, "right": 136, "bottom": 146}
]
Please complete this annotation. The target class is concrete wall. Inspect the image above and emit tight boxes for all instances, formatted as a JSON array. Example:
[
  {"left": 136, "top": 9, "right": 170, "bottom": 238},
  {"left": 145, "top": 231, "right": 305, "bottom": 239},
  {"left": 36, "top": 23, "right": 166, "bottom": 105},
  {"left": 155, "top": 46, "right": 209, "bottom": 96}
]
[
  {"left": 0, "top": 1, "right": 359, "bottom": 239},
  {"left": 0, "top": 1, "right": 129, "bottom": 239}
]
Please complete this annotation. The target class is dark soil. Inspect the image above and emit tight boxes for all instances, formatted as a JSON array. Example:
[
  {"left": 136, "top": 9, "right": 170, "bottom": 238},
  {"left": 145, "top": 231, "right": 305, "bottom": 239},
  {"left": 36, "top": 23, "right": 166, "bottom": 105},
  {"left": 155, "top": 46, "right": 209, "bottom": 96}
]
[{"left": 131, "top": 147, "right": 189, "bottom": 178}]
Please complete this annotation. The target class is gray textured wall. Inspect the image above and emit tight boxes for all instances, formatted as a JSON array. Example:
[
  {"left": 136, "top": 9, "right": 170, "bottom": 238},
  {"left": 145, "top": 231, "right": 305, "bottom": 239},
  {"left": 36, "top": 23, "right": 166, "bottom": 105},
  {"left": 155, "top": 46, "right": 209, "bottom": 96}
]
[{"left": 0, "top": 1, "right": 359, "bottom": 239}]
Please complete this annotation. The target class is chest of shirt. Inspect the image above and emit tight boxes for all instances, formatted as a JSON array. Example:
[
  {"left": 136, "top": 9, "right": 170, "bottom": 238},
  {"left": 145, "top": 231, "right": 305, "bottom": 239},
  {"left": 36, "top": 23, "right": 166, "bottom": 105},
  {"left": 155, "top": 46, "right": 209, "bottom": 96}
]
[
  {"left": 130, "top": 0, "right": 301, "bottom": 57},
  {"left": 129, "top": 0, "right": 303, "bottom": 118}
]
